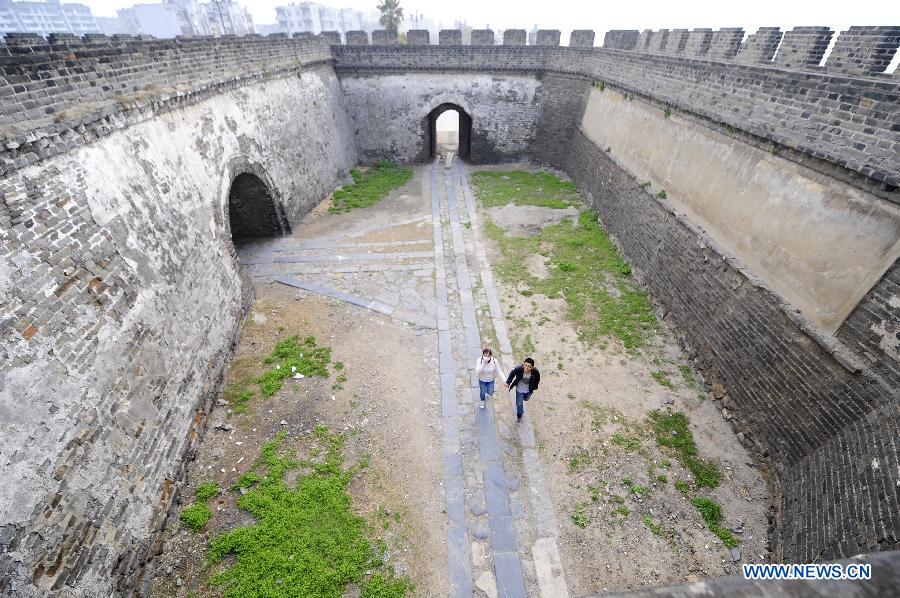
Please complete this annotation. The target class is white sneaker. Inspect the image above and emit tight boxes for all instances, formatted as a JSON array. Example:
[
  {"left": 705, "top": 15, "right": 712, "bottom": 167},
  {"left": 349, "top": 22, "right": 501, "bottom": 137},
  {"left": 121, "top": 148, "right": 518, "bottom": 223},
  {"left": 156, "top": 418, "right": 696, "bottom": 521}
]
[{"left": 480, "top": 402, "right": 485, "bottom": 409}]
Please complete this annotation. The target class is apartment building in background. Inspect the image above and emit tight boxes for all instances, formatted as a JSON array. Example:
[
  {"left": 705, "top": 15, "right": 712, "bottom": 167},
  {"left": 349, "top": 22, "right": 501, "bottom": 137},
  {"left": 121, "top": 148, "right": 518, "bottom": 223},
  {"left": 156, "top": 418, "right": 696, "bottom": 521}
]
[{"left": 0, "top": 0, "right": 100, "bottom": 35}]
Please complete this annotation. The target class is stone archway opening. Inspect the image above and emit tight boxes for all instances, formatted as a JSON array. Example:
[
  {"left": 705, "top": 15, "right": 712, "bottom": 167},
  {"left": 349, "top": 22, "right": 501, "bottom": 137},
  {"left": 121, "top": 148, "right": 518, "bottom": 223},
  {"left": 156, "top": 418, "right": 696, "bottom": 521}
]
[
  {"left": 426, "top": 103, "right": 472, "bottom": 160},
  {"left": 227, "top": 172, "right": 291, "bottom": 244}
]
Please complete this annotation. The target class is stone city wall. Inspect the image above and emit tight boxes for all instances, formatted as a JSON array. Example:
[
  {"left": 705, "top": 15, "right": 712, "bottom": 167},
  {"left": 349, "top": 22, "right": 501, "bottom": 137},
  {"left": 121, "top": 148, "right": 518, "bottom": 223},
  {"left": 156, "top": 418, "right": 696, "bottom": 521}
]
[
  {"left": 0, "top": 63, "right": 355, "bottom": 595},
  {"left": 555, "top": 113, "right": 899, "bottom": 563},
  {"left": 1, "top": 26, "right": 898, "bottom": 593},
  {"left": 338, "top": 72, "right": 546, "bottom": 163}
]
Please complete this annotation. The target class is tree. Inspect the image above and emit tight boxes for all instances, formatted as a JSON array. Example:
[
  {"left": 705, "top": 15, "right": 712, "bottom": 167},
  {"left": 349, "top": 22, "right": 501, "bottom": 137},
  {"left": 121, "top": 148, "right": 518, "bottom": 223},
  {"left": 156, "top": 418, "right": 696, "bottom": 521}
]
[{"left": 377, "top": 0, "right": 404, "bottom": 34}]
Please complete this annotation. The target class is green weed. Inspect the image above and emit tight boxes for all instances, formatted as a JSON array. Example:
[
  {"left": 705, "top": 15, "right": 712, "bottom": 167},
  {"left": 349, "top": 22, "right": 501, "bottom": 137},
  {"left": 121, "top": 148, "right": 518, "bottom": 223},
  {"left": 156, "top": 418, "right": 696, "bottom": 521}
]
[
  {"left": 571, "top": 502, "right": 590, "bottom": 528},
  {"left": 692, "top": 497, "right": 739, "bottom": 548},
  {"left": 568, "top": 448, "right": 592, "bottom": 473},
  {"left": 639, "top": 181, "right": 652, "bottom": 189},
  {"left": 651, "top": 370, "right": 674, "bottom": 389},
  {"left": 675, "top": 480, "right": 690, "bottom": 494},
  {"left": 180, "top": 503, "right": 212, "bottom": 532},
  {"left": 611, "top": 431, "right": 642, "bottom": 452},
  {"left": 256, "top": 336, "right": 331, "bottom": 398},
  {"left": 644, "top": 516, "right": 675, "bottom": 540},
  {"left": 207, "top": 428, "right": 410, "bottom": 597},
  {"left": 679, "top": 365, "right": 699, "bottom": 389},
  {"left": 470, "top": 170, "right": 578, "bottom": 209},
  {"left": 649, "top": 409, "right": 721, "bottom": 488},
  {"left": 656, "top": 190, "right": 667, "bottom": 200},
  {"left": 330, "top": 162, "right": 413, "bottom": 213},
  {"left": 196, "top": 482, "right": 221, "bottom": 502},
  {"left": 481, "top": 204, "right": 656, "bottom": 351},
  {"left": 224, "top": 385, "right": 255, "bottom": 415}
]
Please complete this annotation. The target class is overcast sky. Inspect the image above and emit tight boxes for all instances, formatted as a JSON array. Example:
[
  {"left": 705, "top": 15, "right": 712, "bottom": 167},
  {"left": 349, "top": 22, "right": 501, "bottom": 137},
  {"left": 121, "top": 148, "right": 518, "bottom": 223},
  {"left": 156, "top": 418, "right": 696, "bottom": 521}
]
[{"left": 83, "top": 0, "right": 899, "bottom": 32}]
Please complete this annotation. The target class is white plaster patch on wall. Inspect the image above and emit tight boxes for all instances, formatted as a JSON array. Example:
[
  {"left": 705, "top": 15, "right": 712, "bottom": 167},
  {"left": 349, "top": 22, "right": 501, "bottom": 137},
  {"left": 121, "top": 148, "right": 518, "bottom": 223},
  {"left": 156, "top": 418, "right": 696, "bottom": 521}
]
[
  {"left": 580, "top": 87, "right": 900, "bottom": 334},
  {"left": 889, "top": 294, "right": 900, "bottom": 309},
  {"left": 870, "top": 320, "right": 900, "bottom": 362}
]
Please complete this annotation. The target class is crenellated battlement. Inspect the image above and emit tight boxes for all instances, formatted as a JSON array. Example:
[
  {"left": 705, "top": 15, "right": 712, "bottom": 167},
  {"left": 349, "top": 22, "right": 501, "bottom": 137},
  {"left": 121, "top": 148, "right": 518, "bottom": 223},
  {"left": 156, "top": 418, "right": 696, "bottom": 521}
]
[
  {"left": 1, "top": 27, "right": 898, "bottom": 187},
  {"left": 604, "top": 25, "right": 900, "bottom": 76}
]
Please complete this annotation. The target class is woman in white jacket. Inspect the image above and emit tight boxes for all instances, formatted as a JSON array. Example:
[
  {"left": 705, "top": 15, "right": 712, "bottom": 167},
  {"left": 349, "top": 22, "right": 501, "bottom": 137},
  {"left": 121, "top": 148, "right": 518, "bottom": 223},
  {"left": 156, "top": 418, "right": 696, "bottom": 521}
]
[{"left": 475, "top": 347, "right": 506, "bottom": 410}]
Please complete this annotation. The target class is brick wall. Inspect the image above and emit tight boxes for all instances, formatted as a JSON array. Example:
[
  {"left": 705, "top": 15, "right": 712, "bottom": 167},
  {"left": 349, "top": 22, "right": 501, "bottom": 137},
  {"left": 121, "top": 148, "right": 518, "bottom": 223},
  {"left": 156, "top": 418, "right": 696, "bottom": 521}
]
[
  {"left": 330, "top": 44, "right": 900, "bottom": 193},
  {"left": 338, "top": 72, "right": 545, "bottom": 164},
  {"left": 554, "top": 127, "right": 899, "bottom": 563},
  {"left": 0, "top": 34, "right": 332, "bottom": 126},
  {"left": 0, "top": 66, "right": 355, "bottom": 596}
]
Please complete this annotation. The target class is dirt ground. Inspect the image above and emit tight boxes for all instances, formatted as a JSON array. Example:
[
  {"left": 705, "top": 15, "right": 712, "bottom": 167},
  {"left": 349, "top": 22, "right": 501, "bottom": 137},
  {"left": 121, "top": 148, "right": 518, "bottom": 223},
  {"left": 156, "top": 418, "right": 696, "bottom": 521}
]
[
  {"left": 149, "top": 163, "right": 771, "bottom": 597},
  {"left": 149, "top": 179, "right": 447, "bottom": 596},
  {"left": 476, "top": 165, "right": 771, "bottom": 595}
]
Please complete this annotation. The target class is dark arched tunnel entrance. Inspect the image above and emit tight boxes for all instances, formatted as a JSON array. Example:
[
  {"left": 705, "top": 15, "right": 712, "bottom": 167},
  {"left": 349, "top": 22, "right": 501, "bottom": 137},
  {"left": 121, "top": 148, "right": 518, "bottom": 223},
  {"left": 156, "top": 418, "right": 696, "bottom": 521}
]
[
  {"left": 227, "top": 173, "right": 291, "bottom": 243},
  {"left": 426, "top": 103, "right": 472, "bottom": 160}
]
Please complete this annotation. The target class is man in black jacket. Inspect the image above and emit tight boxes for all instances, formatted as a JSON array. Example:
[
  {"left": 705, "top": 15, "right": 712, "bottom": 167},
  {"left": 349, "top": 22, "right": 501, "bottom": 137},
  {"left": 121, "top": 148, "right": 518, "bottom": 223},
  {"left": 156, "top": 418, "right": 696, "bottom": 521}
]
[{"left": 506, "top": 357, "right": 540, "bottom": 422}]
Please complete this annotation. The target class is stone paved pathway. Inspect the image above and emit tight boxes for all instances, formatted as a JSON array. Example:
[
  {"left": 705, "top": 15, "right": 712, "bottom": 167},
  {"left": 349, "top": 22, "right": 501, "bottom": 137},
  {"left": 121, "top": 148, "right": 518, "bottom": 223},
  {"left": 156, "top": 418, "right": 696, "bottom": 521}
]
[{"left": 235, "top": 161, "right": 568, "bottom": 597}]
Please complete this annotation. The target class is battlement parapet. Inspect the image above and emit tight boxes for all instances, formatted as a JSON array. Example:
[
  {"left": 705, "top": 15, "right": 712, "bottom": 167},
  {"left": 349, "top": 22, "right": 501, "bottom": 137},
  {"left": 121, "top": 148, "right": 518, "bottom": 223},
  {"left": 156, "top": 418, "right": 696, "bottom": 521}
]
[
  {"left": 0, "top": 33, "right": 332, "bottom": 130},
  {"left": 440, "top": 30, "right": 462, "bottom": 45},
  {"left": 320, "top": 31, "right": 341, "bottom": 45},
  {"left": 407, "top": 29, "right": 430, "bottom": 45},
  {"left": 606, "top": 25, "right": 900, "bottom": 76},
  {"left": 536, "top": 30, "right": 560, "bottom": 46},
  {"left": 503, "top": 29, "right": 527, "bottom": 46},
  {"left": 471, "top": 30, "right": 495, "bottom": 46},
  {"left": 345, "top": 30, "right": 369, "bottom": 45}
]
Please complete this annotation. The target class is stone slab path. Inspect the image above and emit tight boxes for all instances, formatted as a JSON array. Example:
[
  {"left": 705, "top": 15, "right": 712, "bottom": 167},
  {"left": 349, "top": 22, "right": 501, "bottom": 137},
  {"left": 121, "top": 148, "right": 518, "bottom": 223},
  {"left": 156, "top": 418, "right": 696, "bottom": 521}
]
[{"left": 235, "top": 162, "right": 568, "bottom": 597}]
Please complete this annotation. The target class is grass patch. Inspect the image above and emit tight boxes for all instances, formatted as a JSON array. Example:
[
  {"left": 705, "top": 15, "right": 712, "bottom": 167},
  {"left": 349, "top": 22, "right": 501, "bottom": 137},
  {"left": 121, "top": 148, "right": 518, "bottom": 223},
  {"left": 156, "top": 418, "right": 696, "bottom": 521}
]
[
  {"left": 180, "top": 481, "right": 221, "bottom": 532},
  {"left": 223, "top": 383, "right": 256, "bottom": 415},
  {"left": 611, "top": 505, "right": 630, "bottom": 517},
  {"left": 675, "top": 480, "right": 690, "bottom": 494},
  {"left": 256, "top": 336, "right": 331, "bottom": 398},
  {"left": 482, "top": 205, "right": 657, "bottom": 351},
  {"left": 568, "top": 448, "right": 592, "bottom": 473},
  {"left": 207, "top": 427, "right": 410, "bottom": 597},
  {"left": 611, "top": 431, "right": 642, "bottom": 452},
  {"left": 330, "top": 162, "right": 413, "bottom": 214},
  {"left": 571, "top": 502, "right": 590, "bottom": 528},
  {"left": 180, "top": 503, "right": 212, "bottom": 532},
  {"left": 679, "top": 365, "right": 699, "bottom": 389},
  {"left": 644, "top": 516, "right": 675, "bottom": 540},
  {"left": 332, "top": 374, "right": 348, "bottom": 392},
  {"left": 470, "top": 170, "right": 578, "bottom": 209},
  {"left": 196, "top": 482, "right": 221, "bottom": 502},
  {"left": 649, "top": 409, "right": 721, "bottom": 489},
  {"left": 692, "top": 497, "right": 739, "bottom": 548},
  {"left": 651, "top": 370, "right": 674, "bottom": 389}
]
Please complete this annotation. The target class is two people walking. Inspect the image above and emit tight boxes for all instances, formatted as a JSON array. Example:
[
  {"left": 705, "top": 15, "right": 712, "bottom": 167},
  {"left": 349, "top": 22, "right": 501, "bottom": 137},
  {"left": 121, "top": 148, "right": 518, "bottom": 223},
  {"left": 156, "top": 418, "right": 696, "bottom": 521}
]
[{"left": 475, "top": 348, "right": 540, "bottom": 422}]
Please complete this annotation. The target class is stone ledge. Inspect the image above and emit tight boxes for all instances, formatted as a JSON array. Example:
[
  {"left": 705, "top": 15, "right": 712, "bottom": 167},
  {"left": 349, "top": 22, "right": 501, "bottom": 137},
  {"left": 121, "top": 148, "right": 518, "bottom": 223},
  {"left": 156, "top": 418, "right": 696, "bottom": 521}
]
[{"left": 0, "top": 59, "right": 333, "bottom": 177}]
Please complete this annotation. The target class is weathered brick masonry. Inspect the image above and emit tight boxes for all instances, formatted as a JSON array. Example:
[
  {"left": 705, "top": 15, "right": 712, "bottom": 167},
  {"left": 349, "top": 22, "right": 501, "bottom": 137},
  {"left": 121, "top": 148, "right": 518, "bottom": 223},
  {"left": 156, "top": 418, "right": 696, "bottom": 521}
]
[
  {"left": 1, "top": 36, "right": 355, "bottom": 596},
  {"left": 556, "top": 129, "right": 899, "bottom": 562},
  {"left": 330, "top": 23, "right": 900, "bottom": 572},
  {"left": 331, "top": 43, "right": 900, "bottom": 193},
  {"left": 1, "top": 25, "right": 898, "bottom": 595}
]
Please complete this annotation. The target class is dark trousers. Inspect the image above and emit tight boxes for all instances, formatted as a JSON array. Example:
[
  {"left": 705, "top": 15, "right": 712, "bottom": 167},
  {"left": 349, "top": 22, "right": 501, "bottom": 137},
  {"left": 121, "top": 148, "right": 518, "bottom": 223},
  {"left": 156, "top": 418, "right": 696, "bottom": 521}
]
[{"left": 515, "top": 391, "right": 530, "bottom": 418}]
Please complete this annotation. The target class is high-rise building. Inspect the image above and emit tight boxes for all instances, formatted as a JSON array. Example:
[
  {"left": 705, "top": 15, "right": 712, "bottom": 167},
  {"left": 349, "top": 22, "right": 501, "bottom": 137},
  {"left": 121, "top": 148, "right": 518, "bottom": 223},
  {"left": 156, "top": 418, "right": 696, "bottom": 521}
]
[
  {"left": 166, "top": 0, "right": 210, "bottom": 36},
  {"left": 203, "top": 0, "right": 253, "bottom": 36},
  {"left": 0, "top": 0, "right": 101, "bottom": 35},
  {"left": 117, "top": 3, "right": 181, "bottom": 38},
  {"left": 276, "top": 2, "right": 368, "bottom": 40}
]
